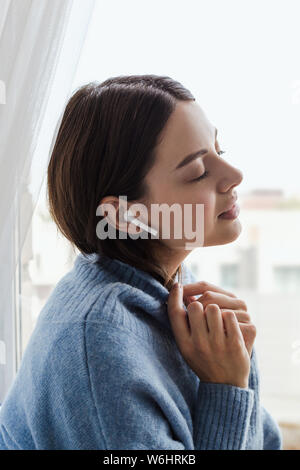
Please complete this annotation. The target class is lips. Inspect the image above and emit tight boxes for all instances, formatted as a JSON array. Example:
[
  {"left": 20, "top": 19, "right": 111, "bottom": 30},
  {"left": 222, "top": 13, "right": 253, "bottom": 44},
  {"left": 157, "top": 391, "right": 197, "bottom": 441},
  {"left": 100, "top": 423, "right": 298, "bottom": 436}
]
[{"left": 218, "top": 196, "right": 238, "bottom": 216}]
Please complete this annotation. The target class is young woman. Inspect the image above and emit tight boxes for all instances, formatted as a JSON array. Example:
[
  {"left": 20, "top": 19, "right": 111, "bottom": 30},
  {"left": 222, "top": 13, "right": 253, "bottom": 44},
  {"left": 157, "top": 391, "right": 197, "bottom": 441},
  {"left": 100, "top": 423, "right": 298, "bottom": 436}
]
[{"left": 0, "top": 75, "right": 282, "bottom": 450}]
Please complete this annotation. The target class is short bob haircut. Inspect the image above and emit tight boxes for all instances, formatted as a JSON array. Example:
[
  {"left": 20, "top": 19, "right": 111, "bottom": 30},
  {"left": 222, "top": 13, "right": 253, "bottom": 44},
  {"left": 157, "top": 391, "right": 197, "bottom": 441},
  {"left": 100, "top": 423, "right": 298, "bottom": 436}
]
[{"left": 47, "top": 74, "right": 195, "bottom": 290}]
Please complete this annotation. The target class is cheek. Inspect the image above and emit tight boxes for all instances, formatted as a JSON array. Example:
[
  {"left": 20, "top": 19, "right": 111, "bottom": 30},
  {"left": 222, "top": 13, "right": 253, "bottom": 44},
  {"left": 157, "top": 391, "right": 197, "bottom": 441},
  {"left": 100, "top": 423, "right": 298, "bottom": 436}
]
[
  {"left": 145, "top": 179, "right": 217, "bottom": 229},
  {"left": 195, "top": 193, "right": 216, "bottom": 221},
  {"left": 194, "top": 193, "right": 217, "bottom": 237},
  {"left": 146, "top": 177, "right": 173, "bottom": 205},
  {"left": 181, "top": 192, "right": 215, "bottom": 237}
]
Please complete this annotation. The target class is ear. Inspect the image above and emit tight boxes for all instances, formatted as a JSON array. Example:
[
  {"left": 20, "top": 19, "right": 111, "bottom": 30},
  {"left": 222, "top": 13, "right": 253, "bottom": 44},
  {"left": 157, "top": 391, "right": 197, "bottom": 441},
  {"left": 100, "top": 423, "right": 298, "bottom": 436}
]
[{"left": 97, "top": 195, "right": 141, "bottom": 235}]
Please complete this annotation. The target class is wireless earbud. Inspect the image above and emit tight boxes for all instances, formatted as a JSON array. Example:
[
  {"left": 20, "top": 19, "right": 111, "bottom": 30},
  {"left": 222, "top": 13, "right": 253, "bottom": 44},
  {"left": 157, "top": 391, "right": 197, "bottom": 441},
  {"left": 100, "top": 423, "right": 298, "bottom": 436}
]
[{"left": 123, "top": 210, "right": 158, "bottom": 236}]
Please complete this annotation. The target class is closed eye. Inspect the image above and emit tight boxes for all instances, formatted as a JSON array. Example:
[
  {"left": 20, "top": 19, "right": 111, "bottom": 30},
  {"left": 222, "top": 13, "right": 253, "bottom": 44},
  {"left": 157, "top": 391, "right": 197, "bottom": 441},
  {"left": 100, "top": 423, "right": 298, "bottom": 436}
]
[{"left": 191, "top": 150, "right": 226, "bottom": 182}]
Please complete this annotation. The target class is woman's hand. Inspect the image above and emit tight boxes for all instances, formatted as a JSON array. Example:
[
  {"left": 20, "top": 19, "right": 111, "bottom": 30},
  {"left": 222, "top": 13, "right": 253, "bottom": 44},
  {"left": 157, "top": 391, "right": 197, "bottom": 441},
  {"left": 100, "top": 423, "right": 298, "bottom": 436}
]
[
  {"left": 182, "top": 281, "right": 256, "bottom": 357},
  {"left": 167, "top": 283, "right": 251, "bottom": 389}
]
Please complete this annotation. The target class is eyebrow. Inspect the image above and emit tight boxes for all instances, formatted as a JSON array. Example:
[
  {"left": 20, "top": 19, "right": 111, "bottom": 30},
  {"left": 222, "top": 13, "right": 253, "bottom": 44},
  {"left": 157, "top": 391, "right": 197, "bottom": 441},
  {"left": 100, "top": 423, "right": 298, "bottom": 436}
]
[{"left": 174, "top": 127, "right": 218, "bottom": 170}]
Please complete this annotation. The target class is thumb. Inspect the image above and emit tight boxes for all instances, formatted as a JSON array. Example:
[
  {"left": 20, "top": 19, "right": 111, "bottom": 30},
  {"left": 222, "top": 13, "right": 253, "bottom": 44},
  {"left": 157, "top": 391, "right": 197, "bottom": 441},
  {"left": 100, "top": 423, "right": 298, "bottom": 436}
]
[{"left": 167, "top": 283, "right": 190, "bottom": 347}]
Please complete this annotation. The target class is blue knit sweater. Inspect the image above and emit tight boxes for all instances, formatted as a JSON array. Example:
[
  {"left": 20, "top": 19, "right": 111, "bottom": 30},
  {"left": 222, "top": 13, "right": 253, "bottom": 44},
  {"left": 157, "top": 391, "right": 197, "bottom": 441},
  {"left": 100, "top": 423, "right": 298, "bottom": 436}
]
[{"left": 0, "top": 252, "right": 282, "bottom": 450}]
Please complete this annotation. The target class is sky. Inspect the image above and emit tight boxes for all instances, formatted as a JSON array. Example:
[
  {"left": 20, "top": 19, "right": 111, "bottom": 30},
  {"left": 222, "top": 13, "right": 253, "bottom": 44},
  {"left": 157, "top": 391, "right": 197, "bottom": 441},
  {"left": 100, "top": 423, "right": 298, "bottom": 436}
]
[{"left": 71, "top": 0, "right": 300, "bottom": 198}]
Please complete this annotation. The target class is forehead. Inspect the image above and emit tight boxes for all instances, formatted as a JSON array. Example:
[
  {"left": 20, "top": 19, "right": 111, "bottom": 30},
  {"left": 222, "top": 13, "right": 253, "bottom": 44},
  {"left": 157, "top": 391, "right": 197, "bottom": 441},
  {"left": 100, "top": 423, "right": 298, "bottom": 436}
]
[{"left": 154, "top": 101, "right": 215, "bottom": 169}]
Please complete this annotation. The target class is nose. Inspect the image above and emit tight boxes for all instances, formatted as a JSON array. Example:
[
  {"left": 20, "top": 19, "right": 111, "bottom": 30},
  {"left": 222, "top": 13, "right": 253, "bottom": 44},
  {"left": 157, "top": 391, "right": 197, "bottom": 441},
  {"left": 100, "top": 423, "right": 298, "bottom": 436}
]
[{"left": 217, "top": 163, "right": 243, "bottom": 193}]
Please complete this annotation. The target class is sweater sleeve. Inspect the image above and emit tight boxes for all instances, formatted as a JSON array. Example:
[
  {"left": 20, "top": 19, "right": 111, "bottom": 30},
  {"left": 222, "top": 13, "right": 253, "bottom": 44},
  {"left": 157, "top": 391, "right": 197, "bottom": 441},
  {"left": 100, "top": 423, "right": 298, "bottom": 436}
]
[
  {"left": 85, "top": 321, "right": 255, "bottom": 450},
  {"left": 261, "top": 405, "right": 283, "bottom": 449},
  {"left": 194, "top": 382, "right": 254, "bottom": 449}
]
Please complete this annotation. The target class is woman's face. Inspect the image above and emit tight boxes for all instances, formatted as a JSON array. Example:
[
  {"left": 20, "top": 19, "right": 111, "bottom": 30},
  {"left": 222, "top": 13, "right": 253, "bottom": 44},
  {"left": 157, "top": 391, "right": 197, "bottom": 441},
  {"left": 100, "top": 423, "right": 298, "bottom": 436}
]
[{"left": 142, "top": 100, "right": 243, "bottom": 254}]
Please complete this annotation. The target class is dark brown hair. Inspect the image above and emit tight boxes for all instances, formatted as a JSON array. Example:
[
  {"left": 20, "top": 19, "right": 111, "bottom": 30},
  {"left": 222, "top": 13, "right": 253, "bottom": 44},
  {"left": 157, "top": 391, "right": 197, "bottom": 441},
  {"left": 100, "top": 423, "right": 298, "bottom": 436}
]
[{"left": 47, "top": 74, "right": 195, "bottom": 290}]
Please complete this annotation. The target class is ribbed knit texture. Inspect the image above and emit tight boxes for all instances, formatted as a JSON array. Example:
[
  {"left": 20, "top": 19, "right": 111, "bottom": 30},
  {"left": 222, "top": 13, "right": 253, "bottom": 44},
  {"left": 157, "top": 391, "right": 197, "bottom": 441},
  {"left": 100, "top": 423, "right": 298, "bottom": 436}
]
[{"left": 0, "top": 252, "right": 282, "bottom": 450}]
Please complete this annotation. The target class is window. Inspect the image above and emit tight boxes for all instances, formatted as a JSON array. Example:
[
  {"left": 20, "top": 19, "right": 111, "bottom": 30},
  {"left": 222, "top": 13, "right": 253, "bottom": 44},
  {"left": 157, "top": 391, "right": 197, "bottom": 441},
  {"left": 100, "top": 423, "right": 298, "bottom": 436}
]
[
  {"left": 18, "top": 180, "right": 78, "bottom": 358},
  {"left": 274, "top": 266, "right": 300, "bottom": 293},
  {"left": 220, "top": 263, "right": 239, "bottom": 289}
]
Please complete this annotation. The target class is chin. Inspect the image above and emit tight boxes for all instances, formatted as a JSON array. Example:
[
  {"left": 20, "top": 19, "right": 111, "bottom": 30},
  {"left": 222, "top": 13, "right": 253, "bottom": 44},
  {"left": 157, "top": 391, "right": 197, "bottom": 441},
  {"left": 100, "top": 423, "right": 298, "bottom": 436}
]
[{"left": 205, "top": 219, "right": 242, "bottom": 247}]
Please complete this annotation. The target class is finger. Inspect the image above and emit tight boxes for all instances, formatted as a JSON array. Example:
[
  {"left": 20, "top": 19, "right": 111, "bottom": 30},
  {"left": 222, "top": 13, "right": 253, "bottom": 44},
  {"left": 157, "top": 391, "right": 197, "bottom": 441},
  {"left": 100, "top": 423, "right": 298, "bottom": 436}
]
[
  {"left": 205, "top": 304, "right": 225, "bottom": 339},
  {"left": 238, "top": 322, "right": 257, "bottom": 355},
  {"left": 220, "top": 309, "right": 251, "bottom": 323},
  {"left": 187, "top": 300, "right": 209, "bottom": 338},
  {"left": 222, "top": 310, "right": 244, "bottom": 342},
  {"left": 183, "top": 281, "right": 237, "bottom": 299},
  {"left": 199, "top": 291, "right": 247, "bottom": 312},
  {"left": 183, "top": 295, "right": 198, "bottom": 307},
  {"left": 167, "top": 283, "right": 191, "bottom": 347}
]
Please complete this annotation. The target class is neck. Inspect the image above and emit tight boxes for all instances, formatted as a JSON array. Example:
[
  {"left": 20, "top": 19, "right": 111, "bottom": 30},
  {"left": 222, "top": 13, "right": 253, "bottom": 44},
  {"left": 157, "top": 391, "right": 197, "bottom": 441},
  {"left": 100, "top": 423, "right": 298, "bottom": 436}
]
[{"left": 154, "top": 244, "right": 193, "bottom": 282}]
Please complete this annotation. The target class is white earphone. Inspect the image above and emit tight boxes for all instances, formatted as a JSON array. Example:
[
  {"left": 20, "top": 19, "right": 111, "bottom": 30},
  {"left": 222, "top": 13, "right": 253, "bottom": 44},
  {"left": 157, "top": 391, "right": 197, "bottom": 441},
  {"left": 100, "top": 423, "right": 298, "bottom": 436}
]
[{"left": 123, "top": 210, "right": 158, "bottom": 236}]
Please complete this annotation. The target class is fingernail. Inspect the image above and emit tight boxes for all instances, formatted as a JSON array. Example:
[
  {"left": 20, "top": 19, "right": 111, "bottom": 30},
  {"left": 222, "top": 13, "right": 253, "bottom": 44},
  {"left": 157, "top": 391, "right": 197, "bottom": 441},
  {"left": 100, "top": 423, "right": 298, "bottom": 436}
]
[{"left": 173, "top": 282, "right": 182, "bottom": 291}]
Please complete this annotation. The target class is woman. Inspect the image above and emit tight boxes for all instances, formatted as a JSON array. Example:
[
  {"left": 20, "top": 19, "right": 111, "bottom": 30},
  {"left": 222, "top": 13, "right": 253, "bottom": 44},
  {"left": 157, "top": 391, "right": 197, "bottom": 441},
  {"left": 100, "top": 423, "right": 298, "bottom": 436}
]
[{"left": 0, "top": 75, "right": 282, "bottom": 450}]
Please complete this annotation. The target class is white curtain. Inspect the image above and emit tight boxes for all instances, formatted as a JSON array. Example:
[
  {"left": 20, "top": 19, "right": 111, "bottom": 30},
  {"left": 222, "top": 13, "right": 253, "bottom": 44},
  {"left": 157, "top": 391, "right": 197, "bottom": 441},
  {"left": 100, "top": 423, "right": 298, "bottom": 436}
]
[{"left": 0, "top": 0, "right": 96, "bottom": 402}]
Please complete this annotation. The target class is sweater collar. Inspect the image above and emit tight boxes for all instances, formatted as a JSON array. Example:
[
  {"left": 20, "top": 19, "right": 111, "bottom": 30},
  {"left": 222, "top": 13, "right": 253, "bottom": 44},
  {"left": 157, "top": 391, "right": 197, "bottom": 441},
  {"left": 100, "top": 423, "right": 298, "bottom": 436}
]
[{"left": 74, "top": 252, "right": 196, "bottom": 334}]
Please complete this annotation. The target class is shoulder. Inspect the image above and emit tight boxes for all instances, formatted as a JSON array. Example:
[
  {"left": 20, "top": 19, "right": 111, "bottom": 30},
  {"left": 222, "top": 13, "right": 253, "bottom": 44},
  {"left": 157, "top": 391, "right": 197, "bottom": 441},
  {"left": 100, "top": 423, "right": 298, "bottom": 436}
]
[
  {"left": 84, "top": 319, "right": 155, "bottom": 380},
  {"left": 38, "top": 258, "right": 136, "bottom": 326}
]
